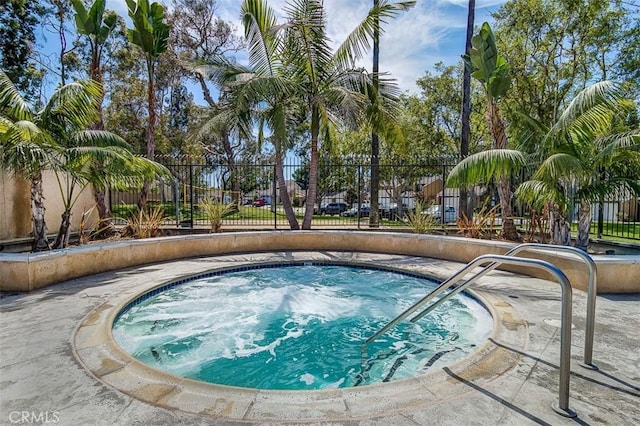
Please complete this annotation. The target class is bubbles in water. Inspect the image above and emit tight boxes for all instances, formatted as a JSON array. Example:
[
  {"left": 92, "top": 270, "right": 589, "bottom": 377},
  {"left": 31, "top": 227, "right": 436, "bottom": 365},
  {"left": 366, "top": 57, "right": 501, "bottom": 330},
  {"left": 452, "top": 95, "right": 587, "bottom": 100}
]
[{"left": 113, "top": 265, "right": 492, "bottom": 390}]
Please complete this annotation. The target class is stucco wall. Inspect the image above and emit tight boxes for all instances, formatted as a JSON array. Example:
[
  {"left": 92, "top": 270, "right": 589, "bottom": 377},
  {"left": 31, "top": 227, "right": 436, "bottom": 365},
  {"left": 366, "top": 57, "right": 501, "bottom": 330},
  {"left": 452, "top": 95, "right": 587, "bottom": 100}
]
[
  {"left": 0, "top": 170, "right": 98, "bottom": 240},
  {"left": 0, "top": 171, "right": 32, "bottom": 240},
  {"left": 1, "top": 232, "right": 638, "bottom": 293}
]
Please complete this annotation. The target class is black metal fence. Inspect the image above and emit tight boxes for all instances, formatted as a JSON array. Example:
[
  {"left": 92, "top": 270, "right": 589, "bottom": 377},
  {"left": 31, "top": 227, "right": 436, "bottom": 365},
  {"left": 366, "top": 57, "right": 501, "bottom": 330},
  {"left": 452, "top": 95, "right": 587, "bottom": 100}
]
[{"left": 109, "top": 155, "right": 639, "bottom": 241}]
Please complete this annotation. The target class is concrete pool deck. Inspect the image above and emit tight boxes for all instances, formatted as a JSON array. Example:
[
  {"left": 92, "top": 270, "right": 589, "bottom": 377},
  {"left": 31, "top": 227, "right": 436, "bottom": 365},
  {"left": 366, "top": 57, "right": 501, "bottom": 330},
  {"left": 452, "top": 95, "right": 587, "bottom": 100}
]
[{"left": 1, "top": 250, "right": 639, "bottom": 425}]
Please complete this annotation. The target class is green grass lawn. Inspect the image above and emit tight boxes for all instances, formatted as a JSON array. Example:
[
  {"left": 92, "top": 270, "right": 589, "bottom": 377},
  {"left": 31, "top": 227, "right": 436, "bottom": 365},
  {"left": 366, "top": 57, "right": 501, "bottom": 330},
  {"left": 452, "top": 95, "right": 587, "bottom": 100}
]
[{"left": 110, "top": 202, "right": 639, "bottom": 244}]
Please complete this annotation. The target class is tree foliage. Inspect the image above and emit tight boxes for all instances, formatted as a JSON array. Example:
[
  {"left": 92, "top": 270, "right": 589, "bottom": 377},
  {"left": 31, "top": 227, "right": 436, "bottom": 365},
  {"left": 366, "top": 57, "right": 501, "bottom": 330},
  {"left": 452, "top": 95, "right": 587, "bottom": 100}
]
[{"left": 0, "top": 0, "right": 47, "bottom": 100}]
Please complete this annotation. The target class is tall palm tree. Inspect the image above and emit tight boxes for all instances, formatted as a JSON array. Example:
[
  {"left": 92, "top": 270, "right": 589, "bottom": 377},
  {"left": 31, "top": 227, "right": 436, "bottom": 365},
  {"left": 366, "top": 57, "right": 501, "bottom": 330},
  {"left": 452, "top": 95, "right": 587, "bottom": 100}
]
[
  {"left": 205, "top": 0, "right": 413, "bottom": 230},
  {"left": 71, "top": 0, "right": 119, "bottom": 234},
  {"left": 279, "top": 0, "right": 414, "bottom": 229},
  {"left": 126, "top": 0, "right": 170, "bottom": 209},
  {"left": 516, "top": 81, "right": 640, "bottom": 250},
  {"left": 457, "top": 22, "right": 520, "bottom": 240},
  {"left": 196, "top": 0, "right": 302, "bottom": 229}
]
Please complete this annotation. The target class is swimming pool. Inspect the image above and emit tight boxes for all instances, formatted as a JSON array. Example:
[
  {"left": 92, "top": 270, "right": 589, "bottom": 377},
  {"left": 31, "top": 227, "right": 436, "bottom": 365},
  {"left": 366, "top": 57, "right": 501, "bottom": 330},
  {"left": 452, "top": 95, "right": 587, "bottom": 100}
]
[{"left": 112, "top": 262, "right": 492, "bottom": 390}]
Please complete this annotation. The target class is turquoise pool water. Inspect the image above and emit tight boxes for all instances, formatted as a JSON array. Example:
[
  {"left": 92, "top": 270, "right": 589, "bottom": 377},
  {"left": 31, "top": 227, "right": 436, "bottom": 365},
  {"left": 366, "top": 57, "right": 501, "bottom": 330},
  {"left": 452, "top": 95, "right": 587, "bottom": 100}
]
[{"left": 112, "top": 264, "right": 492, "bottom": 390}]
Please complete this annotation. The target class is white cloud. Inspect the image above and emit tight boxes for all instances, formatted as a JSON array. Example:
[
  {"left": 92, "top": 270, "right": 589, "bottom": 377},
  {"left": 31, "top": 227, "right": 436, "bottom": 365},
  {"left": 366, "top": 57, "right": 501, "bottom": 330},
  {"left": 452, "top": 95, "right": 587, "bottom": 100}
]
[{"left": 107, "top": 0, "right": 506, "bottom": 93}]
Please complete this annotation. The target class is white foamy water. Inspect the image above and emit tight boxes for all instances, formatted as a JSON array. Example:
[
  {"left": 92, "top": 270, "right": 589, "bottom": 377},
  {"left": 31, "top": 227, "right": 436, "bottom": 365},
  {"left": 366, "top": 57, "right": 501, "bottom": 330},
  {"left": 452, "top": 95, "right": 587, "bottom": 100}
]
[{"left": 113, "top": 265, "right": 493, "bottom": 389}]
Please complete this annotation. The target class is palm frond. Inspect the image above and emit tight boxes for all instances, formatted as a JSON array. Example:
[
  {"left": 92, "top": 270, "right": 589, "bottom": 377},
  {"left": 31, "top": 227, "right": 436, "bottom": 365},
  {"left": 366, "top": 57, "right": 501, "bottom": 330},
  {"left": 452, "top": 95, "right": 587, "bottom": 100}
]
[
  {"left": 0, "top": 70, "right": 33, "bottom": 121},
  {"left": 533, "top": 152, "right": 586, "bottom": 183},
  {"left": 446, "top": 149, "right": 526, "bottom": 187},
  {"left": 332, "top": 1, "right": 415, "bottom": 71},
  {"left": 39, "top": 79, "right": 102, "bottom": 130},
  {"left": 241, "top": 0, "right": 281, "bottom": 76},
  {"left": 593, "top": 128, "right": 640, "bottom": 162},
  {"left": 516, "top": 180, "right": 566, "bottom": 211},
  {"left": 551, "top": 80, "right": 620, "bottom": 137},
  {"left": 71, "top": 130, "right": 130, "bottom": 149}
]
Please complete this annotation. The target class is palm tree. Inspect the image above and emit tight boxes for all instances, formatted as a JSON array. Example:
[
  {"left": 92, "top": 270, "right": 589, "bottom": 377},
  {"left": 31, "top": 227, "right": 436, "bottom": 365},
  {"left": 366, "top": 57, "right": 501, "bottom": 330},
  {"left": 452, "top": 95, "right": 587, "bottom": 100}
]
[
  {"left": 1, "top": 70, "right": 55, "bottom": 251},
  {"left": 195, "top": 0, "right": 301, "bottom": 229},
  {"left": 71, "top": 0, "right": 119, "bottom": 234},
  {"left": 455, "top": 22, "right": 520, "bottom": 240},
  {"left": 516, "top": 81, "right": 640, "bottom": 250},
  {"left": 204, "top": 0, "right": 412, "bottom": 230},
  {"left": 42, "top": 81, "right": 167, "bottom": 248},
  {"left": 1, "top": 70, "right": 168, "bottom": 250},
  {"left": 277, "top": 0, "right": 414, "bottom": 229},
  {"left": 126, "top": 0, "right": 170, "bottom": 209}
]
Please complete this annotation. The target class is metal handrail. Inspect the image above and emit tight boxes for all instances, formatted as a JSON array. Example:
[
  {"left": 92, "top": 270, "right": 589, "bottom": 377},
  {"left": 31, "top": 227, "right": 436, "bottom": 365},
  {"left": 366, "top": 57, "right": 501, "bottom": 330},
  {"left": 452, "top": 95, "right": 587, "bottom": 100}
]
[
  {"left": 361, "top": 254, "right": 577, "bottom": 418},
  {"left": 410, "top": 244, "right": 598, "bottom": 370},
  {"left": 506, "top": 244, "right": 597, "bottom": 370}
]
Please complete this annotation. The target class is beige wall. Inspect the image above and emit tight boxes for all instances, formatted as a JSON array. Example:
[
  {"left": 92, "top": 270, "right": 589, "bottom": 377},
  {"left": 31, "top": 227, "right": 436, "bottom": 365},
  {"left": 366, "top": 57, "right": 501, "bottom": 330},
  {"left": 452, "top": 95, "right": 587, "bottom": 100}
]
[
  {"left": 1, "top": 232, "right": 638, "bottom": 293},
  {"left": 0, "top": 170, "right": 98, "bottom": 241},
  {"left": 0, "top": 171, "right": 32, "bottom": 239}
]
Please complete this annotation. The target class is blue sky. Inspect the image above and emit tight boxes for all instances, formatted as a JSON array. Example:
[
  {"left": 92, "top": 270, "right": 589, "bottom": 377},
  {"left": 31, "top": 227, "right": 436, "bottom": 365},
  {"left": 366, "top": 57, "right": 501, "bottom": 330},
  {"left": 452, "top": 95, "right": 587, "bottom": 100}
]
[{"left": 97, "top": 0, "right": 507, "bottom": 95}]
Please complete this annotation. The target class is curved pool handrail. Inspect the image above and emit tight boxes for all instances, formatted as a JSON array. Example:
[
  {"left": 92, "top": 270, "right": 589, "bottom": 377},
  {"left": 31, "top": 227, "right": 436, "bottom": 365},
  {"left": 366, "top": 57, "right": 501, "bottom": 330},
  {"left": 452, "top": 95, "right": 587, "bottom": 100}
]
[
  {"left": 361, "top": 254, "right": 577, "bottom": 418},
  {"left": 503, "top": 244, "right": 597, "bottom": 370},
  {"left": 410, "top": 243, "right": 598, "bottom": 370}
]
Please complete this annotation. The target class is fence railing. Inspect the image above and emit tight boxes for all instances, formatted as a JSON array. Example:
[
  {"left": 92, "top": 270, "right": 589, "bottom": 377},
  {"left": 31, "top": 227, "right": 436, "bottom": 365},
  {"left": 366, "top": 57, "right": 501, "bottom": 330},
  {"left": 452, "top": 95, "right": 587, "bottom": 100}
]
[{"left": 108, "top": 156, "right": 639, "bottom": 241}]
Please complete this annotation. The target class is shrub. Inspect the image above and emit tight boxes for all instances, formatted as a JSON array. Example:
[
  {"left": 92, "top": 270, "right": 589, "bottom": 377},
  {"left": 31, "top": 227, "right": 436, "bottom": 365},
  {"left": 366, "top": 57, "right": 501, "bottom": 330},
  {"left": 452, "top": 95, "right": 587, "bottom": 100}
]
[
  {"left": 200, "top": 197, "right": 235, "bottom": 233},
  {"left": 457, "top": 204, "right": 499, "bottom": 239},
  {"left": 406, "top": 201, "right": 437, "bottom": 234},
  {"left": 122, "top": 206, "right": 165, "bottom": 238}
]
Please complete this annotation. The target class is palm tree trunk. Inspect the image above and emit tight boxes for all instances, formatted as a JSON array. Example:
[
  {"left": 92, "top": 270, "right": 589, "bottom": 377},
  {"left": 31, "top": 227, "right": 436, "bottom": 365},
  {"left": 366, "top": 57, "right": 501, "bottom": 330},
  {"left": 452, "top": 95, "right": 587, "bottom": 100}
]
[
  {"left": 459, "top": 0, "right": 475, "bottom": 221},
  {"left": 30, "top": 172, "right": 50, "bottom": 252},
  {"left": 89, "top": 51, "right": 116, "bottom": 236},
  {"left": 275, "top": 142, "right": 300, "bottom": 230},
  {"left": 52, "top": 210, "right": 72, "bottom": 249},
  {"left": 302, "top": 108, "right": 320, "bottom": 229},
  {"left": 488, "top": 100, "right": 519, "bottom": 241},
  {"left": 497, "top": 174, "right": 519, "bottom": 240},
  {"left": 575, "top": 200, "right": 591, "bottom": 251},
  {"left": 139, "top": 58, "right": 157, "bottom": 210},
  {"left": 549, "top": 202, "right": 571, "bottom": 245},
  {"left": 222, "top": 130, "right": 241, "bottom": 210},
  {"left": 92, "top": 186, "right": 116, "bottom": 237}
]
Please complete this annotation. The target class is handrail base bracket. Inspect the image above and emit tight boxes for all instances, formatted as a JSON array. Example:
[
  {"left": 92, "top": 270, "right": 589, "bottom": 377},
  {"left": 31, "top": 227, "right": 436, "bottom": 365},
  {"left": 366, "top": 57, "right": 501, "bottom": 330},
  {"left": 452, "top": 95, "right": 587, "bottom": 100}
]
[
  {"left": 552, "top": 403, "right": 577, "bottom": 418},
  {"left": 578, "top": 361, "right": 599, "bottom": 371}
]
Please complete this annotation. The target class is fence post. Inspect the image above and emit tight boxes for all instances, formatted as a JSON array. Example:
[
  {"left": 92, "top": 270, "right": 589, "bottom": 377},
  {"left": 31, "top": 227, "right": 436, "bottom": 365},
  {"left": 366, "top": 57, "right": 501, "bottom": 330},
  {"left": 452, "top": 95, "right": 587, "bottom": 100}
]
[
  {"left": 189, "top": 162, "right": 194, "bottom": 228},
  {"left": 357, "top": 164, "right": 362, "bottom": 229},
  {"left": 273, "top": 164, "right": 278, "bottom": 229},
  {"left": 173, "top": 178, "right": 179, "bottom": 227}
]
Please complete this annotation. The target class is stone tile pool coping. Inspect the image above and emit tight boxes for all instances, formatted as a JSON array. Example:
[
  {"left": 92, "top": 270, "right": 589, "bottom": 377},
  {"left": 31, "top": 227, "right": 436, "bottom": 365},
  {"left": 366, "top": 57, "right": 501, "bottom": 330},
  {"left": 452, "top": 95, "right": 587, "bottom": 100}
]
[
  {"left": 73, "top": 256, "right": 525, "bottom": 422},
  {"left": 1, "top": 231, "right": 639, "bottom": 293}
]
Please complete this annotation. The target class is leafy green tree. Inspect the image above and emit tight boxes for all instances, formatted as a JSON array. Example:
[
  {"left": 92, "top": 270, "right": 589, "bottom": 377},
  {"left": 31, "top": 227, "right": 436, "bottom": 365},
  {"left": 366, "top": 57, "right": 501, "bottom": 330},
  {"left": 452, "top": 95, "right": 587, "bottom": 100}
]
[
  {"left": 126, "top": 0, "right": 171, "bottom": 209},
  {"left": 493, "top": 0, "right": 639, "bottom": 134},
  {"left": 459, "top": 22, "right": 520, "bottom": 240},
  {"left": 168, "top": 0, "right": 243, "bottom": 108},
  {"left": 516, "top": 82, "right": 640, "bottom": 250},
  {"left": 0, "top": 0, "right": 47, "bottom": 101}
]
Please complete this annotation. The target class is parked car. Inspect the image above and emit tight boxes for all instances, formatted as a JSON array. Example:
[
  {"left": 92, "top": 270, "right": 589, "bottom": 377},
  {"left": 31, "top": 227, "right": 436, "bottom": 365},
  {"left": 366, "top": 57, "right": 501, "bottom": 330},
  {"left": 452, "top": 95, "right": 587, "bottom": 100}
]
[
  {"left": 252, "top": 196, "right": 270, "bottom": 207},
  {"left": 423, "top": 205, "right": 457, "bottom": 223},
  {"left": 341, "top": 204, "right": 371, "bottom": 217},
  {"left": 380, "top": 203, "right": 410, "bottom": 220},
  {"left": 320, "top": 202, "right": 348, "bottom": 215}
]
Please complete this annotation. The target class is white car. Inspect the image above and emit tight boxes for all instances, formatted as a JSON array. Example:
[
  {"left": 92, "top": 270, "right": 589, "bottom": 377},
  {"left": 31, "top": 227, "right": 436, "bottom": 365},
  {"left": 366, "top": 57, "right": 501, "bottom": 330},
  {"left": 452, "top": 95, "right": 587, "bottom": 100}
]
[{"left": 423, "top": 205, "right": 457, "bottom": 223}]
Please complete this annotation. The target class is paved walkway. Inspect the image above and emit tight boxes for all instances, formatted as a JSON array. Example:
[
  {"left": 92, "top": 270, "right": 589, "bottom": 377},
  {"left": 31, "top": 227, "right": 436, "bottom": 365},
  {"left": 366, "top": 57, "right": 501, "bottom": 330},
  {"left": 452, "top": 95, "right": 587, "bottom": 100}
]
[{"left": 1, "top": 251, "right": 639, "bottom": 425}]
